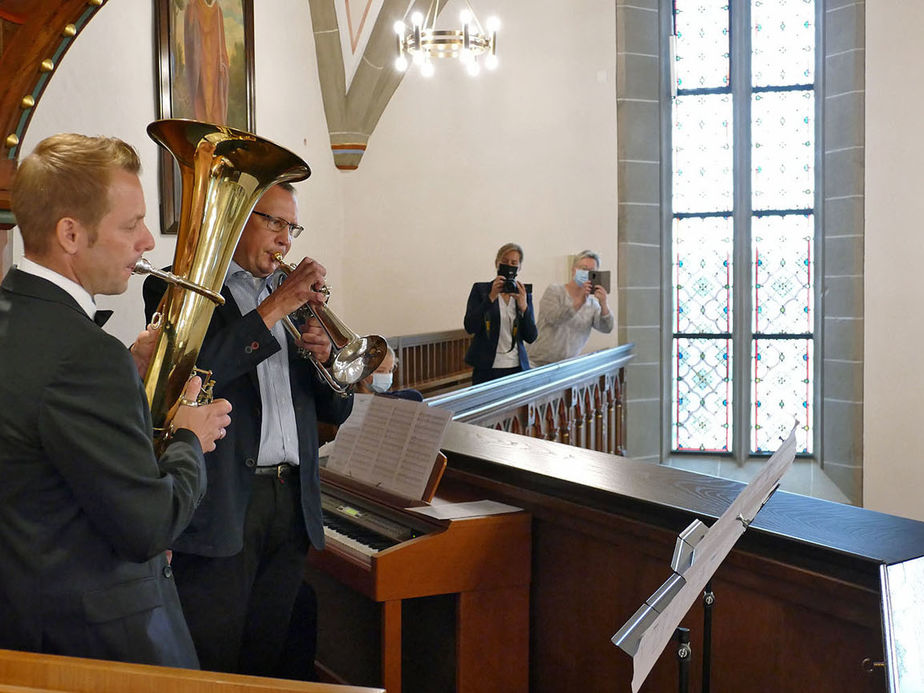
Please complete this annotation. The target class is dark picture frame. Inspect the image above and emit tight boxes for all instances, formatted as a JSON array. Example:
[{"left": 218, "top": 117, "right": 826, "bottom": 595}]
[{"left": 154, "top": 0, "right": 255, "bottom": 234}]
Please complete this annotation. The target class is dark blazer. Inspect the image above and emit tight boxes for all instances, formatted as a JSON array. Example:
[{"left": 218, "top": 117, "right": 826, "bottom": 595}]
[
  {"left": 463, "top": 281, "right": 538, "bottom": 372},
  {"left": 144, "top": 274, "right": 353, "bottom": 556},
  {"left": 0, "top": 268, "right": 205, "bottom": 667}
]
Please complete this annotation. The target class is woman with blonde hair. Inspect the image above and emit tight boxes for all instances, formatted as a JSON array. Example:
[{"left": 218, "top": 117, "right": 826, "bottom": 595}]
[
  {"left": 527, "top": 249, "right": 613, "bottom": 367},
  {"left": 463, "top": 243, "right": 538, "bottom": 384}
]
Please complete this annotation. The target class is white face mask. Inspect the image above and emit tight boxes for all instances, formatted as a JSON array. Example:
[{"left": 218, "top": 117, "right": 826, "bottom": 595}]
[
  {"left": 574, "top": 269, "right": 590, "bottom": 285},
  {"left": 370, "top": 372, "right": 393, "bottom": 393}
]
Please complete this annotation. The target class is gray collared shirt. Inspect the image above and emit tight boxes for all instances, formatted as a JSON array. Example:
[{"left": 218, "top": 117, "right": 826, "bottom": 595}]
[{"left": 225, "top": 261, "right": 300, "bottom": 467}]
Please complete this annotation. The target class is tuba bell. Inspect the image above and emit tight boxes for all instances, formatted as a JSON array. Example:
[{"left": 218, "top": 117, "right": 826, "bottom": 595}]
[
  {"left": 136, "top": 119, "right": 310, "bottom": 451},
  {"left": 272, "top": 253, "right": 387, "bottom": 396}
]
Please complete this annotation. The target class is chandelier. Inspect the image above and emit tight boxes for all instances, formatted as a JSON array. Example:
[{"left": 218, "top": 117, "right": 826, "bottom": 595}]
[{"left": 393, "top": 1, "right": 499, "bottom": 77}]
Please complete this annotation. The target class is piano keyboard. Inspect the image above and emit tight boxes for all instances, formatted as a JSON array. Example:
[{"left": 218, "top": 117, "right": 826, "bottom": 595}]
[
  {"left": 323, "top": 513, "right": 398, "bottom": 563},
  {"left": 320, "top": 489, "right": 429, "bottom": 564}
]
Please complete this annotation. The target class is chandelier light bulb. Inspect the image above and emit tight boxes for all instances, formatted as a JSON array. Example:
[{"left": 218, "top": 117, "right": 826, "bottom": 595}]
[
  {"left": 486, "top": 16, "right": 500, "bottom": 32},
  {"left": 395, "top": 55, "right": 409, "bottom": 71},
  {"left": 421, "top": 60, "right": 435, "bottom": 78},
  {"left": 460, "top": 8, "right": 472, "bottom": 24},
  {"left": 485, "top": 53, "right": 498, "bottom": 70},
  {"left": 467, "top": 61, "right": 480, "bottom": 77},
  {"left": 411, "top": 11, "right": 423, "bottom": 27},
  {"left": 393, "top": 20, "right": 405, "bottom": 35}
]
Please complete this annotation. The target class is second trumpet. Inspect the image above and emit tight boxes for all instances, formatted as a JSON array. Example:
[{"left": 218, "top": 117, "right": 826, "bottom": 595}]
[{"left": 273, "top": 253, "right": 387, "bottom": 395}]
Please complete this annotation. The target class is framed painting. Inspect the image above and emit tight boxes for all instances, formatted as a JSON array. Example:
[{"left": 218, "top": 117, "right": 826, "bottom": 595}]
[{"left": 154, "top": 0, "right": 255, "bottom": 233}]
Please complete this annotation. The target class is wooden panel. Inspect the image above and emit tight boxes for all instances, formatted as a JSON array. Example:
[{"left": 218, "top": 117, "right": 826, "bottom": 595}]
[
  {"left": 435, "top": 423, "right": 921, "bottom": 692},
  {"left": 0, "top": 648, "right": 383, "bottom": 693},
  {"left": 456, "top": 585, "right": 529, "bottom": 693}
]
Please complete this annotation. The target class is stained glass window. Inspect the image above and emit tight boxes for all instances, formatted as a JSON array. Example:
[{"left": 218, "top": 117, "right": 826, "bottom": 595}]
[
  {"left": 752, "top": 338, "right": 813, "bottom": 453},
  {"left": 672, "top": 95, "right": 734, "bottom": 214},
  {"left": 674, "top": 337, "right": 733, "bottom": 451},
  {"left": 752, "top": 213, "right": 813, "bottom": 335},
  {"left": 673, "top": 0, "right": 730, "bottom": 90},
  {"left": 752, "top": 91, "right": 814, "bottom": 211},
  {"left": 751, "top": 0, "right": 814, "bottom": 88},
  {"left": 674, "top": 216, "right": 733, "bottom": 335},
  {"left": 671, "top": 0, "right": 816, "bottom": 457}
]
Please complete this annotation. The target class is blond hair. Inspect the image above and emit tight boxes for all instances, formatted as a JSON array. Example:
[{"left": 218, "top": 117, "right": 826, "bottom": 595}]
[
  {"left": 494, "top": 242, "right": 524, "bottom": 267},
  {"left": 12, "top": 133, "right": 141, "bottom": 254},
  {"left": 572, "top": 249, "right": 601, "bottom": 269}
]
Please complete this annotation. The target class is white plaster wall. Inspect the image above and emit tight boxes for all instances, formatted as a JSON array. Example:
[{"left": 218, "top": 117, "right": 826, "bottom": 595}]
[
  {"left": 863, "top": 3, "right": 924, "bottom": 522},
  {"left": 343, "top": 0, "right": 620, "bottom": 344}
]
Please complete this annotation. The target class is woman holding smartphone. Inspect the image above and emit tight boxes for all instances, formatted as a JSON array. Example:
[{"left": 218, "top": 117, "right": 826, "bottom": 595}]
[
  {"left": 527, "top": 249, "right": 613, "bottom": 367},
  {"left": 463, "top": 242, "right": 538, "bottom": 385}
]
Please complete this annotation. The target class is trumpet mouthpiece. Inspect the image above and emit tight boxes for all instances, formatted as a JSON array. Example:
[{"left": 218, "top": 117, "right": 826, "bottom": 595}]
[{"left": 273, "top": 252, "right": 296, "bottom": 273}]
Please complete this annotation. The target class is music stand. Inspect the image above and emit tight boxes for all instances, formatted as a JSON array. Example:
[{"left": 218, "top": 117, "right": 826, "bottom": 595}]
[
  {"left": 612, "top": 425, "right": 798, "bottom": 693},
  {"left": 878, "top": 553, "right": 924, "bottom": 692}
]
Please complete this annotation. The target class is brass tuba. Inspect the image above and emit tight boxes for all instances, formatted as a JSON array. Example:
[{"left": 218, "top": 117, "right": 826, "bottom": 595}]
[{"left": 137, "top": 119, "right": 310, "bottom": 451}]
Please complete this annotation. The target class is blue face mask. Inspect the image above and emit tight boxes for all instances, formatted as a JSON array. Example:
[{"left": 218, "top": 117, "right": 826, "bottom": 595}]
[
  {"left": 574, "top": 269, "right": 590, "bottom": 285},
  {"left": 370, "top": 372, "right": 393, "bottom": 393}
]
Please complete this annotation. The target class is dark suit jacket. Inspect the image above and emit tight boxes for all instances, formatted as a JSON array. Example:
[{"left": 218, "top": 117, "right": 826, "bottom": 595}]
[
  {"left": 144, "top": 274, "right": 353, "bottom": 556},
  {"left": 0, "top": 268, "right": 205, "bottom": 667},
  {"left": 463, "top": 281, "right": 538, "bottom": 372}
]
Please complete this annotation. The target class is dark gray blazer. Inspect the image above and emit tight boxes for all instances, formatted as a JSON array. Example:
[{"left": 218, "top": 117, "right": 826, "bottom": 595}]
[
  {"left": 0, "top": 268, "right": 206, "bottom": 667},
  {"left": 144, "top": 274, "right": 353, "bottom": 557}
]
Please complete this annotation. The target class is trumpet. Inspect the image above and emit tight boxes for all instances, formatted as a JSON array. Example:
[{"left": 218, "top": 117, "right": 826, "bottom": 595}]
[{"left": 273, "top": 253, "right": 387, "bottom": 396}]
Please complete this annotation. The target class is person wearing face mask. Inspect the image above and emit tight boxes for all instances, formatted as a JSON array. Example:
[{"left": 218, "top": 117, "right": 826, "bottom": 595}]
[
  {"left": 355, "top": 345, "right": 423, "bottom": 401},
  {"left": 463, "top": 242, "right": 539, "bottom": 385},
  {"left": 527, "top": 249, "right": 614, "bottom": 367}
]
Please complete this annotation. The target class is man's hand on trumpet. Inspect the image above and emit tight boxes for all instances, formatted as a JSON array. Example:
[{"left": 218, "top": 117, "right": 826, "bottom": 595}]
[
  {"left": 257, "top": 256, "right": 327, "bottom": 331},
  {"left": 295, "top": 316, "right": 333, "bottom": 364},
  {"left": 172, "top": 376, "right": 233, "bottom": 453}
]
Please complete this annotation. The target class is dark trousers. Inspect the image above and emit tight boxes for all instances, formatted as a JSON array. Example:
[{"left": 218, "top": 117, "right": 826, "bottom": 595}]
[
  {"left": 171, "top": 472, "right": 309, "bottom": 677},
  {"left": 471, "top": 365, "right": 522, "bottom": 385}
]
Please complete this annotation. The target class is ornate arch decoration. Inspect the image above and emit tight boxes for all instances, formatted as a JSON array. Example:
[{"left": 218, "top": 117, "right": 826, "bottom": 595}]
[
  {"left": 308, "top": 0, "right": 447, "bottom": 170},
  {"left": 0, "top": 0, "right": 109, "bottom": 228}
]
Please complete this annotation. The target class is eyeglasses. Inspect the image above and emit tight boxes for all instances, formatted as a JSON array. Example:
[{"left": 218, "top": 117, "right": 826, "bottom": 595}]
[{"left": 252, "top": 210, "right": 304, "bottom": 238}]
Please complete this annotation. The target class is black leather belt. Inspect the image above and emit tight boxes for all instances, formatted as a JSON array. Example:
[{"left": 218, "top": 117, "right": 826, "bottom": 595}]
[{"left": 253, "top": 463, "right": 298, "bottom": 480}]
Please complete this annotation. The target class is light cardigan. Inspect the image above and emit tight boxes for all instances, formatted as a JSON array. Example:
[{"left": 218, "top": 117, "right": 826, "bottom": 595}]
[{"left": 527, "top": 283, "right": 614, "bottom": 366}]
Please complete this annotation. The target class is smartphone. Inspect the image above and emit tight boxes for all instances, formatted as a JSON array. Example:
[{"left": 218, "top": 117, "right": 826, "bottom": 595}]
[{"left": 588, "top": 270, "right": 610, "bottom": 293}]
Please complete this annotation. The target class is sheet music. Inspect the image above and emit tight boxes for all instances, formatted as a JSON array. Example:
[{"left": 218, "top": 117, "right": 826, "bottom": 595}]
[
  {"left": 628, "top": 425, "right": 798, "bottom": 693},
  {"left": 325, "top": 394, "right": 452, "bottom": 500},
  {"left": 408, "top": 500, "right": 522, "bottom": 520}
]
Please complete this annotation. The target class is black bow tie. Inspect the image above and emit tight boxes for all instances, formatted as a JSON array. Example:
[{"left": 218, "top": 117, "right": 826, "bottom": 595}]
[{"left": 93, "top": 310, "right": 113, "bottom": 327}]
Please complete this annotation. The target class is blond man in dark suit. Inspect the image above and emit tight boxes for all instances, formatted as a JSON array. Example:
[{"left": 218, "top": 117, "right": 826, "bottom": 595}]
[{"left": 0, "top": 133, "right": 231, "bottom": 667}]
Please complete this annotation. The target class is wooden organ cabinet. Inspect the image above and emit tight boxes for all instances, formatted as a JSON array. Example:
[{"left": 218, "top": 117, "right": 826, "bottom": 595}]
[{"left": 307, "top": 469, "right": 531, "bottom": 693}]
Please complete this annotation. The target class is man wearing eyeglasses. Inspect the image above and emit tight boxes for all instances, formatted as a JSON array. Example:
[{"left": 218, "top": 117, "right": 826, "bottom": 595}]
[{"left": 142, "top": 182, "right": 353, "bottom": 678}]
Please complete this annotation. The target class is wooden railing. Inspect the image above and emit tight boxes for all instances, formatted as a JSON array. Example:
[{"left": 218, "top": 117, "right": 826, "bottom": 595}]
[
  {"left": 386, "top": 329, "right": 473, "bottom": 397},
  {"left": 425, "top": 344, "right": 634, "bottom": 456}
]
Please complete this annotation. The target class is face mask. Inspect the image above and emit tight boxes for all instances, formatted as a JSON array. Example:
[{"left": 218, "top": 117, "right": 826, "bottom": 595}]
[
  {"left": 370, "top": 372, "right": 393, "bottom": 393},
  {"left": 574, "top": 269, "right": 590, "bottom": 285}
]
